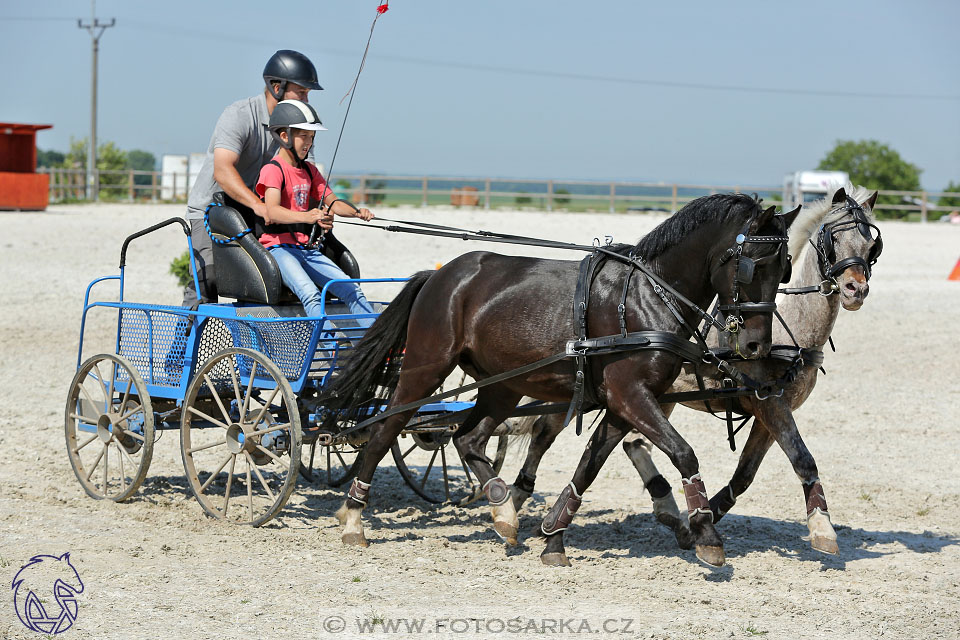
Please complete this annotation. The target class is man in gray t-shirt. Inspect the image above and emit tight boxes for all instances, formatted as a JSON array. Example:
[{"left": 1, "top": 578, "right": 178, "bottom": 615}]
[{"left": 182, "top": 49, "right": 323, "bottom": 307}]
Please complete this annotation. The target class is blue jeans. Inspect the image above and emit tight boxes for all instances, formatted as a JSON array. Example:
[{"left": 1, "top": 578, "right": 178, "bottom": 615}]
[{"left": 269, "top": 246, "right": 375, "bottom": 330}]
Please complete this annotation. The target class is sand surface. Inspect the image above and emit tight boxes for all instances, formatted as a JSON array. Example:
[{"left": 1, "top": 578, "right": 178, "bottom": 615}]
[{"left": 1, "top": 203, "right": 958, "bottom": 639}]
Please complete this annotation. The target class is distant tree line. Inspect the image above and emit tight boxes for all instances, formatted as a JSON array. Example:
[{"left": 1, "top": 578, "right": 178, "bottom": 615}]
[{"left": 37, "top": 139, "right": 158, "bottom": 197}]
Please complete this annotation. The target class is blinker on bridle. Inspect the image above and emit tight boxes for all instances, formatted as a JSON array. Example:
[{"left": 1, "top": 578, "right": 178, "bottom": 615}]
[
  {"left": 812, "top": 196, "right": 883, "bottom": 289},
  {"left": 716, "top": 212, "right": 791, "bottom": 335}
]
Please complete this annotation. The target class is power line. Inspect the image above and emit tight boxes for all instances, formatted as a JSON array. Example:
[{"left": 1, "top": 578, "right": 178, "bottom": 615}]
[{"left": 9, "top": 15, "right": 958, "bottom": 102}]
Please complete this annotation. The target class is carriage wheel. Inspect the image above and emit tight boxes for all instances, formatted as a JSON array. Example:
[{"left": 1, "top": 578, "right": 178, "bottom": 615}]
[
  {"left": 301, "top": 437, "right": 363, "bottom": 487},
  {"left": 391, "top": 430, "right": 508, "bottom": 505},
  {"left": 65, "top": 353, "right": 155, "bottom": 502},
  {"left": 180, "top": 348, "right": 301, "bottom": 526}
]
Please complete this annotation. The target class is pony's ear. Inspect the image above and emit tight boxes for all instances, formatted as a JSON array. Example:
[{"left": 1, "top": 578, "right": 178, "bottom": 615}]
[
  {"left": 863, "top": 190, "right": 879, "bottom": 210},
  {"left": 832, "top": 187, "right": 847, "bottom": 204},
  {"left": 780, "top": 204, "right": 802, "bottom": 229},
  {"left": 749, "top": 203, "right": 777, "bottom": 233}
]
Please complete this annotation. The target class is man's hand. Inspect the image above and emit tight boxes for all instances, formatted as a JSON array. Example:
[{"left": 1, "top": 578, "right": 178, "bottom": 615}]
[{"left": 355, "top": 207, "right": 375, "bottom": 222}]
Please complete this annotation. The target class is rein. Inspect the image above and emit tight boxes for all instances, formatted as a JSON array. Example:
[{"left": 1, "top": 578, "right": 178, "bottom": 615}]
[{"left": 327, "top": 206, "right": 794, "bottom": 444}]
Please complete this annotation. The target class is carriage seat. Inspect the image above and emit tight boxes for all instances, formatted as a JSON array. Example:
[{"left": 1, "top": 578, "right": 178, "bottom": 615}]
[{"left": 206, "top": 193, "right": 361, "bottom": 306}]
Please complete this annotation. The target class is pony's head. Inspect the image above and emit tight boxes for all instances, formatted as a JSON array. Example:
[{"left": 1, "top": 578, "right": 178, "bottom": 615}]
[
  {"left": 708, "top": 199, "right": 800, "bottom": 358},
  {"left": 788, "top": 184, "right": 882, "bottom": 310},
  {"left": 639, "top": 193, "right": 799, "bottom": 358}
]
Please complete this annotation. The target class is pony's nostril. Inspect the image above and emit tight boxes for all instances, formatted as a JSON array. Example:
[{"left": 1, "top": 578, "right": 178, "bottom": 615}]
[{"left": 746, "top": 342, "right": 760, "bottom": 356}]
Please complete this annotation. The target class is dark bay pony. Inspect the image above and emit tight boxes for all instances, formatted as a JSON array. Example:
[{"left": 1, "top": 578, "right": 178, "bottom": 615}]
[
  {"left": 508, "top": 185, "right": 882, "bottom": 558},
  {"left": 322, "top": 193, "right": 797, "bottom": 567}
]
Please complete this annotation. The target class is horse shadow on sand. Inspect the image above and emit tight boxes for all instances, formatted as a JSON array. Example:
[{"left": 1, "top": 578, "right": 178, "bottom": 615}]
[{"left": 122, "top": 473, "right": 959, "bottom": 576}]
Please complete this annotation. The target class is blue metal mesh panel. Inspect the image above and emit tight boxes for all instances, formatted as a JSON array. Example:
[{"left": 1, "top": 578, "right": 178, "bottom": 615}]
[
  {"left": 196, "top": 316, "right": 315, "bottom": 381},
  {"left": 118, "top": 307, "right": 191, "bottom": 387}
]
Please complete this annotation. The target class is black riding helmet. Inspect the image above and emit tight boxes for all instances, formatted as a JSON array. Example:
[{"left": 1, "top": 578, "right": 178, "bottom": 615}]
[
  {"left": 263, "top": 49, "right": 323, "bottom": 101},
  {"left": 267, "top": 100, "right": 327, "bottom": 167}
]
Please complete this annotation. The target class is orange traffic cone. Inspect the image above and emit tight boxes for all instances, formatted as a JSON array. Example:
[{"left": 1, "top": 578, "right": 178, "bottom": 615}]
[{"left": 950, "top": 257, "right": 960, "bottom": 281}]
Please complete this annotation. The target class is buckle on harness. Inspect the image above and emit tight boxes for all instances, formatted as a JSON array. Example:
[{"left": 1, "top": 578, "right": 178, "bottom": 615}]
[{"left": 565, "top": 340, "right": 587, "bottom": 356}]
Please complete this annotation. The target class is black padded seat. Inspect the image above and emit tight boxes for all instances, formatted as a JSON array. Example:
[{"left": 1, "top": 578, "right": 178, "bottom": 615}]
[{"left": 205, "top": 192, "right": 361, "bottom": 305}]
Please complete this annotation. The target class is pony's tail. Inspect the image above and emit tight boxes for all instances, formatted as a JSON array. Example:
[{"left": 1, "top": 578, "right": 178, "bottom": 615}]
[{"left": 319, "top": 270, "right": 434, "bottom": 431}]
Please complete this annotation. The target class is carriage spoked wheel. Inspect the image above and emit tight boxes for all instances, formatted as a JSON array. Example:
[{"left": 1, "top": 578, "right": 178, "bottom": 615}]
[
  {"left": 391, "top": 428, "right": 508, "bottom": 505},
  {"left": 180, "top": 348, "right": 301, "bottom": 526},
  {"left": 301, "top": 431, "right": 363, "bottom": 487},
  {"left": 65, "top": 353, "right": 155, "bottom": 502}
]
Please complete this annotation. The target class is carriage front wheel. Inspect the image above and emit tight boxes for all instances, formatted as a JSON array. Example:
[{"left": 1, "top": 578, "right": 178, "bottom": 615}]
[
  {"left": 180, "top": 348, "right": 301, "bottom": 526},
  {"left": 65, "top": 353, "right": 155, "bottom": 502}
]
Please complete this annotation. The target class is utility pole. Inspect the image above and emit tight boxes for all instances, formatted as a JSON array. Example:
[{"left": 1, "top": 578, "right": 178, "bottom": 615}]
[{"left": 78, "top": 1, "right": 115, "bottom": 202}]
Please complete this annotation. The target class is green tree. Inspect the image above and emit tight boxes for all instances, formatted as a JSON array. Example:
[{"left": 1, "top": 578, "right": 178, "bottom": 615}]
[
  {"left": 554, "top": 188, "right": 571, "bottom": 206},
  {"left": 63, "top": 138, "right": 129, "bottom": 198},
  {"left": 126, "top": 149, "right": 157, "bottom": 190},
  {"left": 938, "top": 180, "right": 960, "bottom": 212},
  {"left": 817, "top": 139, "right": 922, "bottom": 219},
  {"left": 36, "top": 148, "right": 65, "bottom": 168}
]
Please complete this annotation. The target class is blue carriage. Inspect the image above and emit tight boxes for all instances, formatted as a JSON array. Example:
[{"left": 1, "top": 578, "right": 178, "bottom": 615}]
[{"left": 65, "top": 205, "right": 507, "bottom": 526}]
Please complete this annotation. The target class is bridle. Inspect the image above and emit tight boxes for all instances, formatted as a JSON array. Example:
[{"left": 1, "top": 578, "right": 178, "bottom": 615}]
[
  {"left": 806, "top": 196, "right": 883, "bottom": 295},
  {"left": 714, "top": 212, "right": 792, "bottom": 336}
]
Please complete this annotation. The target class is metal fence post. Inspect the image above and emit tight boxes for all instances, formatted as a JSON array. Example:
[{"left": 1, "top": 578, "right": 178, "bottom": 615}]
[
  {"left": 609, "top": 182, "right": 615, "bottom": 213},
  {"left": 671, "top": 184, "right": 678, "bottom": 212},
  {"left": 921, "top": 191, "right": 928, "bottom": 223},
  {"left": 484, "top": 178, "right": 491, "bottom": 210},
  {"left": 128, "top": 169, "right": 134, "bottom": 202},
  {"left": 422, "top": 176, "right": 428, "bottom": 207},
  {"left": 151, "top": 171, "right": 157, "bottom": 202},
  {"left": 547, "top": 180, "right": 553, "bottom": 212}
]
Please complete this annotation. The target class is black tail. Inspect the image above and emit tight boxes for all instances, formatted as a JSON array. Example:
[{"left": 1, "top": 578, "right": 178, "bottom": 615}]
[{"left": 319, "top": 270, "right": 434, "bottom": 431}]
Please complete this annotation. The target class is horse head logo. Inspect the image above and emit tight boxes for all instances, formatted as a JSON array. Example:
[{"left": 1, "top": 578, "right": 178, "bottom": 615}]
[{"left": 11, "top": 553, "right": 84, "bottom": 634}]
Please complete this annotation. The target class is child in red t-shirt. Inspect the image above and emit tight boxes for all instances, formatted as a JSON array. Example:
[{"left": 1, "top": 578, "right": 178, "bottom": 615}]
[{"left": 255, "top": 100, "right": 376, "bottom": 324}]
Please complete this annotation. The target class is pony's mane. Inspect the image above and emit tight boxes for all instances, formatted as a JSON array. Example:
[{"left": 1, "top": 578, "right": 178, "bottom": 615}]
[
  {"left": 612, "top": 193, "right": 762, "bottom": 261},
  {"left": 788, "top": 183, "right": 876, "bottom": 261}
]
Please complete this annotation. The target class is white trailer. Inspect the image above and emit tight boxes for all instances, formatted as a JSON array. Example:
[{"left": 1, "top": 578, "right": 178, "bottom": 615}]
[{"left": 782, "top": 170, "right": 849, "bottom": 209}]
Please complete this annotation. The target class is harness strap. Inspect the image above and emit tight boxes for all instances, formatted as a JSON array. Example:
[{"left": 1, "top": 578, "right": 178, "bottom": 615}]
[{"left": 565, "top": 252, "right": 605, "bottom": 434}]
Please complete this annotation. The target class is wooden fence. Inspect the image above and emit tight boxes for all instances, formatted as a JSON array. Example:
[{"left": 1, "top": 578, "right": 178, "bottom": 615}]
[{"left": 38, "top": 167, "right": 959, "bottom": 222}]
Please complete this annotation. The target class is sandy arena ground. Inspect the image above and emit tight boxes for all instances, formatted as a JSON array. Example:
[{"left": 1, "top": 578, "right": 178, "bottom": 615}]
[{"left": 1, "top": 203, "right": 958, "bottom": 639}]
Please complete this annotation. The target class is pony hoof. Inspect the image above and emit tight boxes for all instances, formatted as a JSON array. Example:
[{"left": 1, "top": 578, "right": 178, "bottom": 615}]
[
  {"left": 809, "top": 535, "right": 839, "bottom": 555},
  {"left": 695, "top": 544, "right": 725, "bottom": 567},
  {"left": 493, "top": 521, "right": 519, "bottom": 546},
  {"left": 540, "top": 552, "right": 571, "bottom": 567},
  {"left": 341, "top": 532, "right": 369, "bottom": 547},
  {"left": 674, "top": 524, "right": 696, "bottom": 551}
]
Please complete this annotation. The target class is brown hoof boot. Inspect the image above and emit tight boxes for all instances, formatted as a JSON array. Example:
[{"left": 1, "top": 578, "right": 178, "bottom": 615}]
[
  {"left": 493, "top": 521, "right": 519, "bottom": 546},
  {"left": 540, "top": 552, "right": 571, "bottom": 567},
  {"left": 810, "top": 535, "right": 839, "bottom": 555},
  {"left": 695, "top": 544, "right": 725, "bottom": 567},
  {"left": 341, "top": 532, "right": 369, "bottom": 547}
]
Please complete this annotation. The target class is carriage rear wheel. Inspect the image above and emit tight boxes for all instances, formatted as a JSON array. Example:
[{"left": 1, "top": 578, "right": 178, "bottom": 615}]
[
  {"left": 180, "top": 348, "right": 301, "bottom": 526},
  {"left": 65, "top": 353, "right": 155, "bottom": 502},
  {"left": 391, "top": 430, "right": 508, "bottom": 505}
]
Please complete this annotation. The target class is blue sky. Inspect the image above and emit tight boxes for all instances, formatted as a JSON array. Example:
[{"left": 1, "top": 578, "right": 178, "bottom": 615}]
[{"left": 2, "top": 1, "right": 957, "bottom": 190}]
